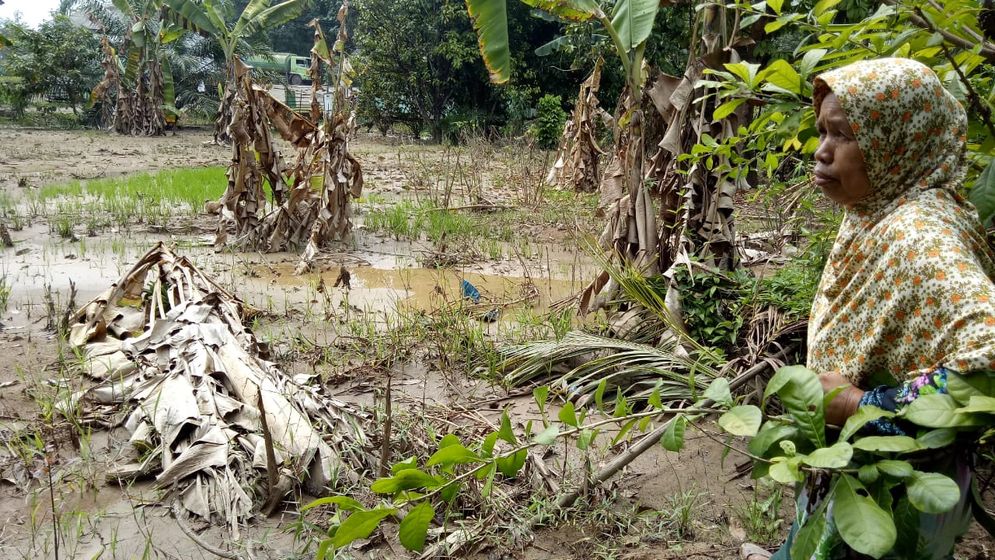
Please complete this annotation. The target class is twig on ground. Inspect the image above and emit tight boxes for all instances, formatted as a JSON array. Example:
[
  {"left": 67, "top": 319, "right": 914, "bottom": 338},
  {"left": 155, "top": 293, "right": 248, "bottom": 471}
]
[
  {"left": 378, "top": 373, "right": 393, "bottom": 478},
  {"left": 173, "top": 508, "right": 238, "bottom": 560}
]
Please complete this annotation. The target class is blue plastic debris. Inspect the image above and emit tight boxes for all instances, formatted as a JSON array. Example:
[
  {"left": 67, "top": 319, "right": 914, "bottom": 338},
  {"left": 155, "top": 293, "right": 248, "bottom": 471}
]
[{"left": 461, "top": 279, "right": 481, "bottom": 304}]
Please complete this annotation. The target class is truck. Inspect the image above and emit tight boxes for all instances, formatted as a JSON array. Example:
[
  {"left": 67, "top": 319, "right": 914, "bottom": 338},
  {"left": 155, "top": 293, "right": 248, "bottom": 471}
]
[{"left": 244, "top": 52, "right": 311, "bottom": 85}]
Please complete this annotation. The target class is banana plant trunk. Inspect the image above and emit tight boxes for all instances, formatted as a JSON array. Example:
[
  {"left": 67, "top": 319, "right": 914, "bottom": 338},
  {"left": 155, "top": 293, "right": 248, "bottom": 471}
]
[
  {"left": 582, "top": 0, "right": 746, "bottom": 313},
  {"left": 215, "top": 64, "right": 237, "bottom": 144}
]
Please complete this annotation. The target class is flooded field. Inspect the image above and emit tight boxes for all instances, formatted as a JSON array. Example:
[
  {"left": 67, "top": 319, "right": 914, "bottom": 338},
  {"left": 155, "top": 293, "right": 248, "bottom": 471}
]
[{"left": 1, "top": 128, "right": 991, "bottom": 560}]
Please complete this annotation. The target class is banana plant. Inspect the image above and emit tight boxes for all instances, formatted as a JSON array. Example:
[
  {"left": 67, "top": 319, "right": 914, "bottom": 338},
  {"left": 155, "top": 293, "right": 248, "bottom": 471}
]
[
  {"left": 162, "top": 0, "right": 309, "bottom": 142},
  {"left": 466, "top": 0, "right": 659, "bottom": 94},
  {"left": 81, "top": 0, "right": 181, "bottom": 134}
]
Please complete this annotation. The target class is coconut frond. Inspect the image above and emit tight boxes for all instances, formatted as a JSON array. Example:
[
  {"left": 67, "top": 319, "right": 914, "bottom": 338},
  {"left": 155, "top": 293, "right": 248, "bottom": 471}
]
[{"left": 499, "top": 330, "right": 723, "bottom": 403}]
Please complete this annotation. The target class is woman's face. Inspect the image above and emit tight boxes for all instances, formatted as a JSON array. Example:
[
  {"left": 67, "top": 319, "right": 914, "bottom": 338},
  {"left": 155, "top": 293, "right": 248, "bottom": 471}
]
[{"left": 813, "top": 93, "right": 873, "bottom": 208}]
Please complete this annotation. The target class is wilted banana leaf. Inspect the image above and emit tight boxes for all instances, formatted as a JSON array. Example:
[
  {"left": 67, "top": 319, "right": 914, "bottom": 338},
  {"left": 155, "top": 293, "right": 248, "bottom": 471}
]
[
  {"left": 548, "top": 58, "right": 606, "bottom": 193},
  {"left": 64, "top": 243, "right": 373, "bottom": 533}
]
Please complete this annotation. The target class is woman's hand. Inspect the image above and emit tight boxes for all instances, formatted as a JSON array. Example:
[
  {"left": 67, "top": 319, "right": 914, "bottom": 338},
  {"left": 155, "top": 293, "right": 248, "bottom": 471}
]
[{"left": 819, "top": 371, "right": 864, "bottom": 427}]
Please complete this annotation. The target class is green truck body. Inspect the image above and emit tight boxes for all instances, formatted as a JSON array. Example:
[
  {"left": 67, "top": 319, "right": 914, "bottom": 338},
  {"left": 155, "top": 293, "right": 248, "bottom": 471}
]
[{"left": 245, "top": 53, "right": 310, "bottom": 85}]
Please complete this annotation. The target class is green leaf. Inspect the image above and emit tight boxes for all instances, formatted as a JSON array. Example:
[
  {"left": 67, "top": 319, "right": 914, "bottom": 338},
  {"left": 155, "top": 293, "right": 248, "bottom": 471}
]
[
  {"left": 426, "top": 444, "right": 481, "bottom": 467},
  {"left": 316, "top": 539, "right": 333, "bottom": 560},
  {"left": 370, "top": 469, "right": 440, "bottom": 494},
  {"left": 497, "top": 449, "right": 528, "bottom": 477},
  {"left": 162, "top": 0, "right": 223, "bottom": 37},
  {"left": 498, "top": 409, "right": 517, "bottom": 443},
  {"left": 398, "top": 502, "right": 434, "bottom": 552},
  {"left": 916, "top": 428, "right": 957, "bottom": 449},
  {"left": 769, "top": 457, "right": 804, "bottom": 484},
  {"left": 391, "top": 456, "right": 418, "bottom": 474},
  {"left": 534, "top": 425, "right": 560, "bottom": 445},
  {"left": 593, "top": 380, "right": 607, "bottom": 412},
  {"left": 840, "top": 405, "right": 894, "bottom": 441},
  {"left": 522, "top": 0, "right": 600, "bottom": 22},
  {"left": 613, "top": 389, "right": 628, "bottom": 418},
  {"left": 790, "top": 497, "right": 828, "bottom": 560},
  {"left": 648, "top": 382, "right": 663, "bottom": 409},
  {"left": 906, "top": 472, "right": 961, "bottom": 514},
  {"left": 332, "top": 507, "right": 396, "bottom": 548},
  {"left": 852, "top": 435, "right": 922, "bottom": 453},
  {"left": 723, "top": 61, "right": 761, "bottom": 87},
  {"left": 761, "top": 59, "right": 803, "bottom": 95},
  {"left": 466, "top": 0, "right": 510, "bottom": 84},
  {"left": 764, "top": 365, "right": 826, "bottom": 447},
  {"left": 660, "top": 415, "right": 686, "bottom": 452},
  {"left": 748, "top": 422, "right": 797, "bottom": 456},
  {"left": 236, "top": 1, "right": 307, "bottom": 48},
  {"left": 480, "top": 463, "right": 497, "bottom": 497},
  {"left": 302, "top": 495, "right": 365, "bottom": 512},
  {"left": 834, "top": 474, "right": 897, "bottom": 557},
  {"left": 718, "top": 405, "right": 762, "bottom": 437},
  {"left": 610, "top": 0, "right": 659, "bottom": 53},
  {"left": 558, "top": 401, "right": 579, "bottom": 427},
  {"left": 904, "top": 394, "right": 982, "bottom": 428},
  {"left": 813, "top": 0, "right": 843, "bottom": 16},
  {"left": 947, "top": 371, "right": 995, "bottom": 406},
  {"left": 534, "top": 385, "right": 550, "bottom": 412},
  {"left": 876, "top": 460, "right": 913, "bottom": 479},
  {"left": 956, "top": 395, "right": 995, "bottom": 414},
  {"left": 440, "top": 480, "right": 459, "bottom": 502},
  {"left": 858, "top": 463, "right": 880, "bottom": 484},
  {"left": 767, "top": 0, "right": 784, "bottom": 15},
  {"left": 612, "top": 419, "right": 637, "bottom": 445},
  {"left": 712, "top": 98, "right": 745, "bottom": 122},
  {"left": 970, "top": 157, "right": 995, "bottom": 227},
  {"left": 801, "top": 441, "right": 853, "bottom": 469},
  {"left": 439, "top": 433, "right": 461, "bottom": 448},
  {"left": 798, "top": 48, "right": 828, "bottom": 78},
  {"left": 703, "top": 378, "right": 733, "bottom": 407}
]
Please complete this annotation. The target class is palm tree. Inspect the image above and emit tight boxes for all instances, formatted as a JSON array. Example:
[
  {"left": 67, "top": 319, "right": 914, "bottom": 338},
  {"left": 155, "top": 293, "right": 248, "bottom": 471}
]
[{"left": 163, "top": 0, "right": 308, "bottom": 143}]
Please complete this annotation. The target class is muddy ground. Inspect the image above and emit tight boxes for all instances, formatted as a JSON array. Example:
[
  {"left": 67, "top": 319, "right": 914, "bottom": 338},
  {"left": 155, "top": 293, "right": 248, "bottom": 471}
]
[{"left": 0, "top": 128, "right": 991, "bottom": 559}]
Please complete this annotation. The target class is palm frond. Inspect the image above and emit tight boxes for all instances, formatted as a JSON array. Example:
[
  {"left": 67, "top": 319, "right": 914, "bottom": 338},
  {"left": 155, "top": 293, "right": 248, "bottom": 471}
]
[{"left": 498, "top": 330, "right": 723, "bottom": 403}]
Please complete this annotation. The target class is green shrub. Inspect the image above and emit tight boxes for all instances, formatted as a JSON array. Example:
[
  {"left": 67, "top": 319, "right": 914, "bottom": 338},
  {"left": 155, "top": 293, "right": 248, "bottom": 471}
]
[{"left": 532, "top": 94, "right": 566, "bottom": 150}]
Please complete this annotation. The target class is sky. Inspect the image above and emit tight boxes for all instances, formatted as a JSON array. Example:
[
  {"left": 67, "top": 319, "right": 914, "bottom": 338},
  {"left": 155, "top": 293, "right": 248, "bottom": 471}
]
[{"left": 0, "top": 0, "right": 63, "bottom": 28}]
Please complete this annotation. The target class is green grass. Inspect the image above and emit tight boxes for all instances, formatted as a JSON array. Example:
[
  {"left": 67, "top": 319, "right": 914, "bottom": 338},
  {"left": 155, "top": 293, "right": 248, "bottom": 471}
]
[
  {"left": 363, "top": 191, "right": 599, "bottom": 257},
  {"left": 37, "top": 166, "right": 227, "bottom": 229},
  {"left": 40, "top": 166, "right": 225, "bottom": 207}
]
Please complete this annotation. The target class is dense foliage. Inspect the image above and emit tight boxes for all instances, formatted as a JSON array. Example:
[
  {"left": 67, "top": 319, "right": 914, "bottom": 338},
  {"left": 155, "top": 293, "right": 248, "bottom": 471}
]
[{"left": 0, "top": 15, "right": 102, "bottom": 116}]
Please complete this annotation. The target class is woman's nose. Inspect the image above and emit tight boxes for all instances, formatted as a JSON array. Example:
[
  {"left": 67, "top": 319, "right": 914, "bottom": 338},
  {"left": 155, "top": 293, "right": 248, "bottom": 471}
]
[{"left": 814, "top": 139, "right": 832, "bottom": 165}]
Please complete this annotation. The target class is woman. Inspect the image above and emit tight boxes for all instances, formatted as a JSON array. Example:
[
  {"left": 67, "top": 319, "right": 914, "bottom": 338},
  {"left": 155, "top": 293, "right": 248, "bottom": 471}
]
[{"left": 743, "top": 57, "right": 995, "bottom": 559}]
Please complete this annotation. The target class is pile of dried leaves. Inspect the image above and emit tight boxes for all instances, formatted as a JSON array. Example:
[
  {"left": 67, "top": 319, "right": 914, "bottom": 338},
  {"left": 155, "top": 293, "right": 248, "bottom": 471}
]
[{"left": 64, "top": 244, "right": 372, "bottom": 535}]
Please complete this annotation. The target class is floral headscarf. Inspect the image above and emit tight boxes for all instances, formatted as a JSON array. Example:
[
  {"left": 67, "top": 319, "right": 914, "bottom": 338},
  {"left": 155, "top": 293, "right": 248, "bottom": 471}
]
[{"left": 807, "top": 58, "right": 995, "bottom": 385}]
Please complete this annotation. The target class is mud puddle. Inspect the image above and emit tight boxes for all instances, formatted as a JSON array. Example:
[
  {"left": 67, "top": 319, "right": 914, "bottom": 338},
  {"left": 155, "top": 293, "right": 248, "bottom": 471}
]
[{"left": 2, "top": 224, "right": 594, "bottom": 332}]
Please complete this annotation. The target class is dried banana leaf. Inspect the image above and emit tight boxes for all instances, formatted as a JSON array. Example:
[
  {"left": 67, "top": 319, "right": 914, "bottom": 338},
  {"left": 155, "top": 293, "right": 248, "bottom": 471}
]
[{"left": 65, "top": 243, "right": 372, "bottom": 533}]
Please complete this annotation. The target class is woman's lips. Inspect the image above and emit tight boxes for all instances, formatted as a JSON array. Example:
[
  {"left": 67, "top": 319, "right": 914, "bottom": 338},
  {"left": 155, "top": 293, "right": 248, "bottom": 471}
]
[{"left": 813, "top": 172, "right": 837, "bottom": 187}]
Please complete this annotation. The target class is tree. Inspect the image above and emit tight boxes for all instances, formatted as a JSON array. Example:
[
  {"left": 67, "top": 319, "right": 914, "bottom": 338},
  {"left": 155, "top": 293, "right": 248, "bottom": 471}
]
[
  {"left": 162, "top": 0, "right": 308, "bottom": 142},
  {"left": 353, "top": 0, "right": 491, "bottom": 142},
  {"left": 0, "top": 15, "right": 103, "bottom": 116}
]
